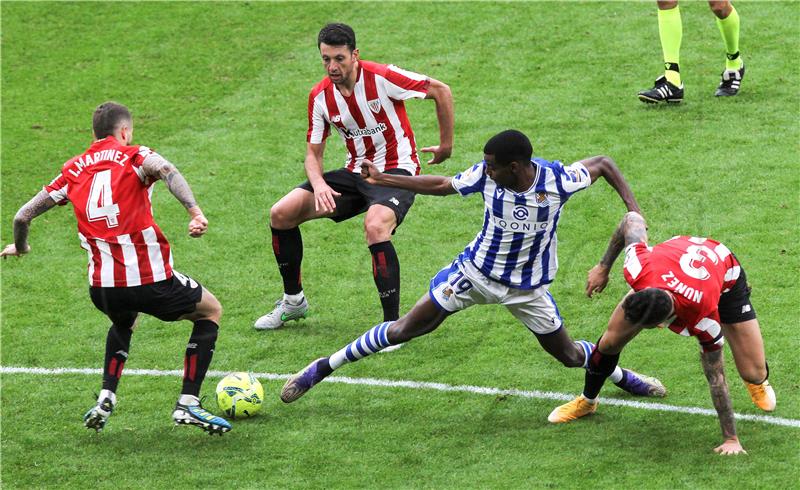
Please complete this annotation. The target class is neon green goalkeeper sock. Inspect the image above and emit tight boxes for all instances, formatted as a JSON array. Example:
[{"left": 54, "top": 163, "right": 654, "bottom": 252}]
[
  {"left": 658, "top": 5, "right": 682, "bottom": 86},
  {"left": 716, "top": 5, "right": 743, "bottom": 70}
]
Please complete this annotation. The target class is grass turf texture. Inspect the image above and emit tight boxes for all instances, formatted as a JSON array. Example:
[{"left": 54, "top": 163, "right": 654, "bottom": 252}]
[{"left": 2, "top": 1, "right": 798, "bottom": 488}]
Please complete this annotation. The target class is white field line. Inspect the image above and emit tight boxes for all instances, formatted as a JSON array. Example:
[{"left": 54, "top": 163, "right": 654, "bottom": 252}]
[{"left": 2, "top": 365, "right": 798, "bottom": 428}]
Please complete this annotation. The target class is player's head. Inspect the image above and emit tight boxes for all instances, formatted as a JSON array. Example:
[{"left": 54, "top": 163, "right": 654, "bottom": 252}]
[
  {"left": 318, "top": 23, "right": 359, "bottom": 86},
  {"left": 622, "top": 288, "right": 675, "bottom": 328},
  {"left": 482, "top": 130, "right": 533, "bottom": 187},
  {"left": 318, "top": 23, "right": 356, "bottom": 51},
  {"left": 93, "top": 102, "right": 133, "bottom": 143}
]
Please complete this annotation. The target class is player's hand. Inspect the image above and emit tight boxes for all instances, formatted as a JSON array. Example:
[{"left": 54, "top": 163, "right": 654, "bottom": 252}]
[
  {"left": 360, "top": 160, "right": 383, "bottom": 184},
  {"left": 188, "top": 214, "right": 208, "bottom": 238},
  {"left": 313, "top": 183, "right": 340, "bottom": 214},
  {"left": 0, "top": 243, "right": 30, "bottom": 258},
  {"left": 714, "top": 438, "right": 747, "bottom": 455},
  {"left": 421, "top": 144, "right": 452, "bottom": 165},
  {"left": 586, "top": 264, "right": 610, "bottom": 297}
]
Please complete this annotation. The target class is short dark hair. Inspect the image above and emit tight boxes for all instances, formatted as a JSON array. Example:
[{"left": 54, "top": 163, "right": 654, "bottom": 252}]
[
  {"left": 93, "top": 102, "right": 131, "bottom": 139},
  {"left": 318, "top": 23, "right": 356, "bottom": 51},
  {"left": 483, "top": 130, "right": 533, "bottom": 166},
  {"left": 622, "top": 289, "right": 673, "bottom": 326}
]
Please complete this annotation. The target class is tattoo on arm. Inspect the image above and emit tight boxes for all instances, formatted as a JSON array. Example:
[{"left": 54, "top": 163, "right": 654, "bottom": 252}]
[
  {"left": 142, "top": 154, "right": 198, "bottom": 210},
  {"left": 599, "top": 212, "right": 648, "bottom": 268},
  {"left": 13, "top": 190, "right": 57, "bottom": 250},
  {"left": 700, "top": 349, "right": 737, "bottom": 440}
]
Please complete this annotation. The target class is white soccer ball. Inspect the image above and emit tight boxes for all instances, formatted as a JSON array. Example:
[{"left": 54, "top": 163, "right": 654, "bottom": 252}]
[{"left": 215, "top": 372, "right": 264, "bottom": 418}]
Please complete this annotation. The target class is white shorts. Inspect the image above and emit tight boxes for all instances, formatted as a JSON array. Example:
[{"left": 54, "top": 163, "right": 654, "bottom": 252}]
[{"left": 428, "top": 259, "right": 563, "bottom": 335}]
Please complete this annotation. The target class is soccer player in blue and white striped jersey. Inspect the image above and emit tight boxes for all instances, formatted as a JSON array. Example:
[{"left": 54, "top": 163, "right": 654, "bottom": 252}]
[{"left": 281, "top": 130, "right": 666, "bottom": 409}]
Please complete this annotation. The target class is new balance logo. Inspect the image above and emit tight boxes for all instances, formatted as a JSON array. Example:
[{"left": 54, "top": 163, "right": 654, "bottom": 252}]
[
  {"left": 742, "top": 305, "right": 751, "bottom": 314},
  {"left": 389, "top": 197, "right": 400, "bottom": 206}
]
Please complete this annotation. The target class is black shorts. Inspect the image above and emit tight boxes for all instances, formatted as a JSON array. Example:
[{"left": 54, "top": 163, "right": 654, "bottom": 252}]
[
  {"left": 89, "top": 272, "right": 203, "bottom": 327},
  {"left": 298, "top": 167, "right": 416, "bottom": 227},
  {"left": 718, "top": 266, "right": 757, "bottom": 324}
]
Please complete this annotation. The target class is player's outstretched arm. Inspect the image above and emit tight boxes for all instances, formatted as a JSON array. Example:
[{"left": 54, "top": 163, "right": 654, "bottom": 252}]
[
  {"left": 142, "top": 154, "right": 207, "bottom": 237},
  {"left": 700, "top": 349, "right": 747, "bottom": 455},
  {"left": 0, "top": 190, "right": 57, "bottom": 258},
  {"left": 580, "top": 156, "right": 641, "bottom": 214},
  {"left": 361, "top": 160, "right": 456, "bottom": 196},
  {"left": 586, "top": 212, "right": 648, "bottom": 297},
  {"left": 420, "top": 78, "right": 454, "bottom": 165}
]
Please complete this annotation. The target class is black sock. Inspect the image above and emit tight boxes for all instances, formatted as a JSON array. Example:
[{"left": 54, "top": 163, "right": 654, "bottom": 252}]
[
  {"left": 182, "top": 320, "right": 219, "bottom": 397},
  {"left": 369, "top": 241, "right": 400, "bottom": 321},
  {"left": 271, "top": 226, "right": 303, "bottom": 295},
  {"left": 583, "top": 345, "right": 620, "bottom": 400},
  {"left": 102, "top": 324, "right": 132, "bottom": 393}
]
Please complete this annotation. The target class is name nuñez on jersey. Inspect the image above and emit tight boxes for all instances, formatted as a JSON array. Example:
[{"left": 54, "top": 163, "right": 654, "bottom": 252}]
[
  {"left": 68, "top": 150, "right": 130, "bottom": 178},
  {"left": 661, "top": 270, "right": 704, "bottom": 303},
  {"left": 340, "top": 123, "right": 388, "bottom": 139}
]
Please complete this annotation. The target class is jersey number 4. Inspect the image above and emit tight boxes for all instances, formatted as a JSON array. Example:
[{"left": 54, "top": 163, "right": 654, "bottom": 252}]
[{"left": 86, "top": 169, "right": 121, "bottom": 228}]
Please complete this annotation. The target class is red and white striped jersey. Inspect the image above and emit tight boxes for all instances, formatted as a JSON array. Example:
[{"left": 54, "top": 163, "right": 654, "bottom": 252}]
[
  {"left": 307, "top": 60, "right": 430, "bottom": 175},
  {"left": 44, "top": 136, "right": 174, "bottom": 287},
  {"left": 623, "top": 236, "right": 741, "bottom": 352}
]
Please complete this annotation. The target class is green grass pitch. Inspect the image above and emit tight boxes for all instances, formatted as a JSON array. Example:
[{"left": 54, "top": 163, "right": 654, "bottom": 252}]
[{"left": 2, "top": 1, "right": 798, "bottom": 488}]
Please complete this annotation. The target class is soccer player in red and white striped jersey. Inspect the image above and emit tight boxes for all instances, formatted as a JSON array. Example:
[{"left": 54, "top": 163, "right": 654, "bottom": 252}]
[
  {"left": 550, "top": 212, "right": 775, "bottom": 455},
  {"left": 1, "top": 102, "right": 231, "bottom": 435},
  {"left": 256, "top": 23, "right": 454, "bottom": 332}
]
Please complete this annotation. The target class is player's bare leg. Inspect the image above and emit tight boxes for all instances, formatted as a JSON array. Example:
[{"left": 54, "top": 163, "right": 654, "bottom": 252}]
[
  {"left": 173, "top": 287, "right": 232, "bottom": 434},
  {"left": 281, "top": 295, "right": 450, "bottom": 403},
  {"left": 364, "top": 204, "right": 404, "bottom": 350},
  {"left": 722, "top": 319, "right": 775, "bottom": 411},
  {"left": 256, "top": 188, "right": 332, "bottom": 330}
]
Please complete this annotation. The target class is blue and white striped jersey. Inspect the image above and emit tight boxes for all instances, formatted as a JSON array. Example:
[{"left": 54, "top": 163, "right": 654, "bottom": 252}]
[{"left": 451, "top": 158, "right": 591, "bottom": 290}]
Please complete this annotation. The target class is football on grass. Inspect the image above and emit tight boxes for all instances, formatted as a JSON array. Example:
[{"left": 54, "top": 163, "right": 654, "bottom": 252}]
[{"left": 216, "top": 372, "right": 264, "bottom": 418}]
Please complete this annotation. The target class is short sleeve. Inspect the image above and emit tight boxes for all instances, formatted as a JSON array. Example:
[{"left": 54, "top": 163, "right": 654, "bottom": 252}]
[
  {"left": 382, "top": 65, "right": 430, "bottom": 101},
  {"left": 44, "top": 173, "right": 69, "bottom": 205},
  {"left": 554, "top": 161, "right": 592, "bottom": 196},
  {"left": 693, "top": 317, "right": 725, "bottom": 352},
  {"left": 622, "top": 242, "right": 649, "bottom": 285},
  {"left": 307, "top": 91, "right": 330, "bottom": 144},
  {"left": 451, "top": 161, "right": 487, "bottom": 197}
]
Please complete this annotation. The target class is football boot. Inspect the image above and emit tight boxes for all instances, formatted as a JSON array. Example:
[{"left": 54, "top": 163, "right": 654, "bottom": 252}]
[{"left": 254, "top": 297, "right": 309, "bottom": 330}]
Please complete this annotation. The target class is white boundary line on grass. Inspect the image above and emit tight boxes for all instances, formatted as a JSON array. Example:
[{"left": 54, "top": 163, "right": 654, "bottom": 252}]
[{"left": 2, "top": 365, "right": 798, "bottom": 428}]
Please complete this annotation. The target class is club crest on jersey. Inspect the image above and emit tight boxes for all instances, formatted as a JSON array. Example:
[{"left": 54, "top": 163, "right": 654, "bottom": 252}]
[
  {"left": 367, "top": 99, "right": 382, "bottom": 113},
  {"left": 535, "top": 192, "right": 550, "bottom": 207}
]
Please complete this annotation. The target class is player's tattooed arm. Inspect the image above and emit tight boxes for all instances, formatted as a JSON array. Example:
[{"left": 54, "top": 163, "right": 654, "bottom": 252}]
[
  {"left": 142, "top": 154, "right": 198, "bottom": 210},
  {"left": 142, "top": 154, "right": 207, "bottom": 237},
  {"left": 700, "top": 348, "right": 745, "bottom": 454},
  {"left": 586, "top": 212, "right": 648, "bottom": 297},
  {"left": 1, "top": 190, "right": 57, "bottom": 257},
  {"left": 580, "top": 155, "right": 641, "bottom": 214}
]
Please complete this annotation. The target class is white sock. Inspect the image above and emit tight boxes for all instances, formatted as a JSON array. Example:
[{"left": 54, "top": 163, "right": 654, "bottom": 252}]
[
  {"left": 179, "top": 394, "right": 200, "bottom": 406},
  {"left": 98, "top": 389, "right": 117, "bottom": 406},
  {"left": 583, "top": 396, "right": 598, "bottom": 404},
  {"left": 284, "top": 292, "right": 304, "bottom": 305},
  {"left": 609, "top": 366, "right": 623, "bottom": 383}
]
